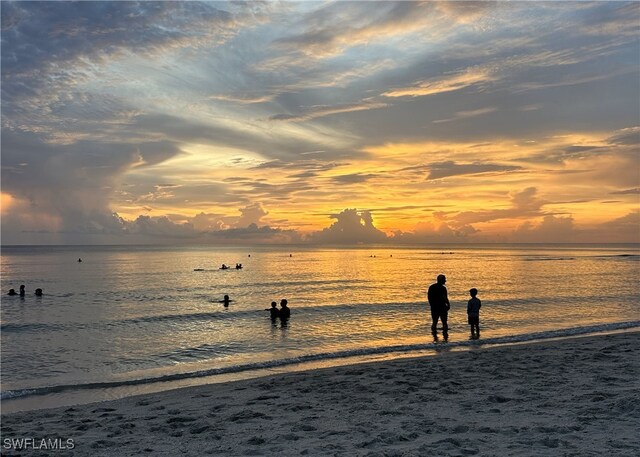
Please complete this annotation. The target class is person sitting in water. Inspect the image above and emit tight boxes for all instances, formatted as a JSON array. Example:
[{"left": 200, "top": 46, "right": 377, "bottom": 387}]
[
  {"left": 220, "top": 264, "right": 229, "bottom": 270},
  {"left": 265, "top": 301, "right": 279, "bottom": 323},
  {"left": 19, "top": 285, "right": 25, "bottom": 297},
  {"left": 279, "top": 299, "right": 290, "bottom": 322},
  {"left": 235, "top": 263, "right": 243, "bottom": 269},
  {"left": 78, "top": 258, "right": 82, "bottom": 262},
  {"left": 7, "top": 288, "right": 17, "bottom": 296},
  {"left": 219, "top": 294, "right": 233, "bottom": 307},
  {"left": 35, "top": 288, "right": 43, "bottom": 297}
]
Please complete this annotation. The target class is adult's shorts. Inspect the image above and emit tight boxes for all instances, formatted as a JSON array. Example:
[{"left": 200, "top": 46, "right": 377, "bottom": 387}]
[{"left": 431, "top": 307, "right": 448, "bottom": 322}]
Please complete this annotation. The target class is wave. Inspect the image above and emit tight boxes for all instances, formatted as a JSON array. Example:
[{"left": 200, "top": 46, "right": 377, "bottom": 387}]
[
  {"left": 4, "top": 296, "right": 637, "bottom": 334},
  {"left": 522, "top": 257, "right": 576, "bottom": 261},
  {"left": 2, "top": 321, "right": 638, "bottom": 401}
]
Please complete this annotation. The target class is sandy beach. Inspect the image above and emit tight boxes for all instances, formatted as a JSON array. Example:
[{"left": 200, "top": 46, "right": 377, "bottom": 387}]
[{"left": 2, "top": 331, "right": 638, "bottom": 456}]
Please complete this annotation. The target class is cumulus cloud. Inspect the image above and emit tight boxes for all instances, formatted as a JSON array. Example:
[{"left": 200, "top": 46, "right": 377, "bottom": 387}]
[
  {"left": 206, "top": 223, "right": 302, "bottom": 244},
  {"left": 237, "top": 203, "right": 268, "bottom": 227},
  {"left": 511, "top": 215, "right": 577, "bottom": 243},
  {"left": 595, "top": 211, "right": 640, "bottom": 243},
  {"left": 310, "top": 209, "right": 388, "bottom": 244},
  {"left": 392, "top": 221, "right": 478, "bottom": 244}
]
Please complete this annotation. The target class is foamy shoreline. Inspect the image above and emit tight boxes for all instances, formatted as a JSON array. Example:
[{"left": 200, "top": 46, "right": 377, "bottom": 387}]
[{"left": 2, "top": 331, "right": 639, "bottom": 456}]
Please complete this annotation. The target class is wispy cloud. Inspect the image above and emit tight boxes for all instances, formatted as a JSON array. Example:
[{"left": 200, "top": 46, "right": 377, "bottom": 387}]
[
  {"left": 382, "top": 67, "right": 495, "bottom": 98},
  {"left": 433, "top": 107, "right": 497, "bottom": 124},
  {"left": 269, "top": 101, "right": 388, "bottom": 122}
]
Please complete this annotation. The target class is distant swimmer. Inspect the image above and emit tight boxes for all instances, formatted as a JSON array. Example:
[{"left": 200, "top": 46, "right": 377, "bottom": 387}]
[
  {"left": 35, "top": 288, "right": 43, "bottom": 297},
  {"left": 265, "top": 301, "right": 279, "bottom": 323},
  {"left": 279, "top": 299, "right": 290, "bottom": 322},
  {"left": 235, "top": 263, "right": 243, "bottom": 269},
  {"left": 219, "top": 294, "right": 233, "bottom": 307},
  {"left": 19, "top": 285, "right": 25, "bottom": 297},
  {"left": 78, "top": 258, "right": 82, "bottom": 262},
  {"left": 220, "top": 264, "right": 230, "bottom": 270},
  {"left": 7, "top": 289, "right": 17, "bottom": 296}
]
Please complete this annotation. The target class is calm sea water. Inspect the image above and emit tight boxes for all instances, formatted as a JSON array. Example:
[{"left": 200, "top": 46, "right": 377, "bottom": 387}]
[{"left": 1, "top": 244, "right": 639, "bottom": 411}]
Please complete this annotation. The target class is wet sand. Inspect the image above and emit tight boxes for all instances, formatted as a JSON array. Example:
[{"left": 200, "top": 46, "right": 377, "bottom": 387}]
[{"left": 1, "top": 331, "right": 639, "bottom": 456}]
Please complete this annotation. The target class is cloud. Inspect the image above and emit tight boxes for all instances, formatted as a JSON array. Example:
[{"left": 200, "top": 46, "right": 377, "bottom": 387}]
[
  {"left": 594, "top": 211, "right": 640, "bottom": 243},
  {"left": 269, "top": 101, "right": 388, "bottom": 122},
  {"left": 271, "top": 1, "right": 493, "bottom": 59},
  {"left": 610, "top": 188, "right": 640, "bottom": 195},
  {"left": 427, "top": 161, "right": 522, "bottom": 180},
  {"left": 382, "top": 67, "right": 495, "bottom": 98},
  {"left": 511, "top": 215, "right": 577, "bottom": 243},
  {"left": 310, "top": 209, "right": 388, "bottom": 244},
  {"left": 607, "top": 126, "right": 640, "bottom": 146},
  {"left": 433, "top": 107, "right": 498, "bottom": 124},
  {"left": 237, "top": 203, "right": 268, "bottom": 227},
  {"left": 272, "top": 2, "right": 432, "bottom": 58},
  {"left": 206, "top": 223, "right": 302, "bottom": 244},
  {"left": 443, "top": 187, "right": 546, "bottom": 226},
  {"left": 1, "top": 2, "right": 234, "bottom": 73},
  {"left": 1, "top": 130, "right": 183, "bottom": 235},
  {"left": 330, "top": 173, "right": 378, "bottom": 185},
  {"left": 391, "top": 221, "right": 478, "bottom": 244}
]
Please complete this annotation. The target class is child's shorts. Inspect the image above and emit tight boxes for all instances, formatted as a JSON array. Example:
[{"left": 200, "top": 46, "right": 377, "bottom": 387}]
[{"left": 468, "top": 315, "right": 479, "bottom": 325}]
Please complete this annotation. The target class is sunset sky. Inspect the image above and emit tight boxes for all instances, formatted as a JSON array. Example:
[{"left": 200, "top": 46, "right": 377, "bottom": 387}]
[{"left": 1, "top": 1, "right": 638, "bottom": 245}]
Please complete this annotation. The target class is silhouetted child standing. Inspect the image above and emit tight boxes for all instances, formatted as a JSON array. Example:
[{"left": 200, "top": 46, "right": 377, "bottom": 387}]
[
  {"left": 467, "top": 288, "right": 481, "bottom": 337},
  {"left": 265, "top": 301, "right": 279, "bottom": 323}
]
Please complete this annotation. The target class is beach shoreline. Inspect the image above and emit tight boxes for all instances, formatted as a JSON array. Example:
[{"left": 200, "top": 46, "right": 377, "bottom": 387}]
[{"left": 2, "top": 331, "right": 639, "bottom": 456}]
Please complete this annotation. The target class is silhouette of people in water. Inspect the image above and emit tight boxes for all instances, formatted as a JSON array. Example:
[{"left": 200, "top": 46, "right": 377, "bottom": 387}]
[
  {"left": 427, "top": 274, "right": 450, "bottom": 334},
  {"left": 35, "top": 288, "right": 43, "bottom": 297},
  {"left": 19, "top": 285, "right": 25, "bottom": 297},
  {"left": 7, "top": 288, "right": 17, "bottom": 296},
  {"left": 467, "top": 288, "right": 482, "bottom": 338},
  {"left": 219, "top": 294, "right": 233, "bottom": 307},
  {"left": 265, "top": 301, "right": 279, "bottom": 323},
  {"left": 279, "top": 299, "right": 290, "bottom": 325},
  {"left": 78, "top": 258, "right": 82, "bottom": 262},
  {"left": 235, "top": 263, "right": 243, "bottom": 269},
  {"left": 220, "top": 264, "right": 229, "bottom": 270}
]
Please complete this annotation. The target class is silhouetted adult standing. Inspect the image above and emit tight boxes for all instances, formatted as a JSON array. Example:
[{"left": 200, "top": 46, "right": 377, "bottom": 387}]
[
  {"left": 427, "top": 274, "right": 450, "bottom": 334},
  {"left": 279, "top": 299, "right": 290, "bottom": 324}
]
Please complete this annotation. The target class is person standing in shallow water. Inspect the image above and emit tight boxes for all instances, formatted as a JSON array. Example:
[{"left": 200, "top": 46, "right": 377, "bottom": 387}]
[
  {"left": 427, "top": 274, "right": 450, "bottom": 334},
  {"left": 467, "top": 288, "right": 482, "bottom": 338},
  {"left": 219, "top": 295, "right": 233, "bottom": 307},
  {"left": 265, "top": 301, "right": 279, "bottom": 324},
  {"left": 279, "top": 299, "right": 290, "bottom": 325}
]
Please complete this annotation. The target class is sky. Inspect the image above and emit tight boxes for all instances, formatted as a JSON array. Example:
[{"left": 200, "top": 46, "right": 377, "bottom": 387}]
[{"left": 1, "top": 1, "right": 639, "bottom": 245}]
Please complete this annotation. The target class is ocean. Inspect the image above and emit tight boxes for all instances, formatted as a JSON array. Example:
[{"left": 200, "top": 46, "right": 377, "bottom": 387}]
[{"left": 1, "top": 244, "right": 639, "bottom": 412}]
